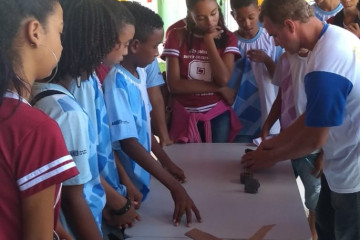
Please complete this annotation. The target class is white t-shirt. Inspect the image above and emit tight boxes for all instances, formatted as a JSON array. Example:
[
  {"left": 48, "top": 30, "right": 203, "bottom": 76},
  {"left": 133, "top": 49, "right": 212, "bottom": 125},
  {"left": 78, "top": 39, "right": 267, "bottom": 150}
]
[
  {"left": 304, "top": 24, "right": 360, "bottom": 193},
  {"left": 273, "top": 52, "right": 308, "bottom": 118},
  {"left": 230, "top": 27, "right": 283, "bottom": 136},
  {"left": 32, "top": 82, "right": 105, "bottom": 233}
]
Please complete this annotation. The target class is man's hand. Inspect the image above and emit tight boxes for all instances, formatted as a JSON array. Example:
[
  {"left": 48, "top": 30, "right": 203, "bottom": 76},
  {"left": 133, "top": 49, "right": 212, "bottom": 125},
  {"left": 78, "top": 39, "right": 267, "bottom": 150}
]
[{"left": 241, "top": 147, "right": 278, "bottom": 171}]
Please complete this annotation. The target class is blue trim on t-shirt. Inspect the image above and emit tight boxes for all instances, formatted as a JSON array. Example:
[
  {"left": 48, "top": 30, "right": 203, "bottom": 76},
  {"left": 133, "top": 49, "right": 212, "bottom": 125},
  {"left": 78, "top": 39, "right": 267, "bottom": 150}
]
[
  {"left": 319, "top": 23, "right": 329, "bottom": 39},
  {"left": 314, "top": 3, "right": 343, "bottom": 18},
  {"left": 236, "top": 27, "right": 263, "bottom": 43},
  {"left": 305, "top": 71, "right": 352, "bottom": 127}
]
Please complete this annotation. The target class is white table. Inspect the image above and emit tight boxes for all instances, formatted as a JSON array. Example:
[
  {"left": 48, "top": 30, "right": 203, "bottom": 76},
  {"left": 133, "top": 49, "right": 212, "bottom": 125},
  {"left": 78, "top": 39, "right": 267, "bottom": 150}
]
[{"left": 125, "top": 143, "right": 311, "bottom": 240}]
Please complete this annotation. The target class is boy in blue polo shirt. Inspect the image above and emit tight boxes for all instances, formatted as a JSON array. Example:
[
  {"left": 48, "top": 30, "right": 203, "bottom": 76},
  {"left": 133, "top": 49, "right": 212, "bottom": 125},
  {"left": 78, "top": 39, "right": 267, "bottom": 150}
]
[{"left": 103, "top": 1, "right": 201, "bottom": 227}]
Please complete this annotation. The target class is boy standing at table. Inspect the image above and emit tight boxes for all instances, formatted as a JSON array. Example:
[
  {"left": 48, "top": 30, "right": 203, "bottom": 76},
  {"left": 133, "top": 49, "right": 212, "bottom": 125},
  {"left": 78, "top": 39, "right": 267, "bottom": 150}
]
[
  {"left": 97, "top": 58, "right": 173, "bottom": 147},
  {"left": 229, "top": 0, "right": 283, "bottom": 143},
  {"left": 241, "top": 0, "right": 360, "bottom": 239},
  {"left": 103, "top": 1, "right": 201, "bottom": 227}
]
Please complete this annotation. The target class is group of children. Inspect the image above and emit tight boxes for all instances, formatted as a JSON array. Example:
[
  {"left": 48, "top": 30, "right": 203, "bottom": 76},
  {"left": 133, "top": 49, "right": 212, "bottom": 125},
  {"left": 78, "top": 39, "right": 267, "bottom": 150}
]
[
  {"left": 0, "top": 0, "right": 200, "bottom": 239},
  {"left": 1, "top": 0, "right": 360, "bottom": 239}
]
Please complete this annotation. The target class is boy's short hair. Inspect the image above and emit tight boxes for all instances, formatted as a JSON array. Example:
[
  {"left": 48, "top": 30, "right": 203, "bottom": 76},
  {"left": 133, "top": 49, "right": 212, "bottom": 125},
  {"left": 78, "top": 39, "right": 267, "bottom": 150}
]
[
  {"left": 260, "top": 0, "right": 314, "bottom": 25},
  {"left": 230, "top": 0, "right": 258, "bottom": 10},
  {"left": 357, "top": 1, "right": 360, "bottom": 11},
  {"left": 122, "top": 1, "right": 163, "bottom": 43}
]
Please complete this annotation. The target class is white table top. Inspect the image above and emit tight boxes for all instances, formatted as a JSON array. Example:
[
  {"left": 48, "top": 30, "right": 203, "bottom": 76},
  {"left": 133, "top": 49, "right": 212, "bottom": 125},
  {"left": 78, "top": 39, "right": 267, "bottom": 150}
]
[{"left": 125, "top": 143, "right": 311, "bottom": 240}]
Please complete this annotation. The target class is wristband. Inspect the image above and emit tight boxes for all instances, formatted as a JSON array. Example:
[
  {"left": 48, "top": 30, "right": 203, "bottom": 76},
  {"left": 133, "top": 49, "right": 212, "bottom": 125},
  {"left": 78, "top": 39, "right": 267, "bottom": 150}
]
[{"left": 112, "top": 196, "right": 131, "bottom": 216}]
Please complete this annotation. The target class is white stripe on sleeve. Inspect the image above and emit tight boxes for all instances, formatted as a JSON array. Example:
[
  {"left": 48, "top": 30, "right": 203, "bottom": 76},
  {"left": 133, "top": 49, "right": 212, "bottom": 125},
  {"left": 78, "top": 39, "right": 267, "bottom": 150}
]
[
  {"left": 162, "top": 49, "right": 180, "bottom": 56},
  {"left": 17, "top": 155, "right": 72, "bottom": 184},
  {"left": 18, "top": 161, "right": 76, "bottom": 191},
  {"left": 224, "top": 46, "right": 240, "bottom": 54}
]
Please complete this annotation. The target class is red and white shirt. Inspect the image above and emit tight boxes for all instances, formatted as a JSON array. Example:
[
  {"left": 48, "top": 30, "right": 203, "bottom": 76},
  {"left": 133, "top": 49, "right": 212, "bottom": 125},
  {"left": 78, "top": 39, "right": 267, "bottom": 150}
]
[
  {"left": 162, "top": 28, "right": 240, "bottom": 110},
  {"left": 0, "top": 92, "right": 78, "bottom": 240}
]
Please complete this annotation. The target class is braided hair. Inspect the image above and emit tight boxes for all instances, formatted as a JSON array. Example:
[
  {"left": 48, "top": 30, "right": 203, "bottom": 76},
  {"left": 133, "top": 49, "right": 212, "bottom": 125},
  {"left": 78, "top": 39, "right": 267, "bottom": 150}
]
[
  {"left": 55, "top": 0, "right": 118, "bottom": 81},
  {"left": 103, "top": 0, "right": 135, "bottom": 35}
]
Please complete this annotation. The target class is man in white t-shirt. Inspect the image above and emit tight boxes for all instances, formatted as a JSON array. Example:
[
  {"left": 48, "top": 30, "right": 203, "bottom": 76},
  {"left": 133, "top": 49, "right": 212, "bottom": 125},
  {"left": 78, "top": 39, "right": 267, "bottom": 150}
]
[{"left": 241, "top": 0, "right": 360, "bottom": 239}]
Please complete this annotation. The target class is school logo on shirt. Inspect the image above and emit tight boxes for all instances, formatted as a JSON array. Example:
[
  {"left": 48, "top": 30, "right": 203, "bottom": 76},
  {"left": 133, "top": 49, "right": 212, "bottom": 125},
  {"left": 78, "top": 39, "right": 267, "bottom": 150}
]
[
  {"left": 197, "top": 67, "right": 205, "bottom": 75},
  {"left": 188, "top": 60, "right": 212, "bottom": 82},
  {"left": 69, "top": 149, "right": 87, "bottom": 157},
  {"left": 112, "top": 119, "right": 130, "bottom": 126}
]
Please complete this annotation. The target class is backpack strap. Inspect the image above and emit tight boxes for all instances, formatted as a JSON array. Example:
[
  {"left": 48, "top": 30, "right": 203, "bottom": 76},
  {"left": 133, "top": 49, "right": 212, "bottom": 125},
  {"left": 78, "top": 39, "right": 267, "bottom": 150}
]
[{"left": 30, "top": 90, "right": 65, "bottom": 106}]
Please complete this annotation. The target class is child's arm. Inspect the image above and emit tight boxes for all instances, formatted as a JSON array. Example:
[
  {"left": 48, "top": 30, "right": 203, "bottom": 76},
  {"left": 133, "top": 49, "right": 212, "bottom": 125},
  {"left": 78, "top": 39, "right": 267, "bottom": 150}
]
[
  {"left": 61, "top": 185, "right": 103, "bottom": 240},
  {"left": 148, "top": 86, "right": 173, "bottom": 147},
  {"left": 204, "top": 27, "right": 234, "bottom": 87},
  {"left": 100, "top": 176, "right": 140, "bottom": 229},
  {"left": 165, "top": 28, "right": 230, "bottom": 95},
  {"left": 166, "top": 56, "right": 229, "bottom": 95},
  {"left": 55, "top": 220, "right": 74, "bottom": 240},
  {"left": 347, "top": 22, "right": 360, "bottom": 38},
  {"left": 164, "top": 28, "right": 235, "bottom": 102},
  {"left": 166, "top": 56, "right": 235, "bottom": 105},
  {"left": 247, "top": 49, "right": 276, "bottom": 77},
  {"left": 22, "top": 185, "right": 55, "bottom": 240},
  {"left": 114, "top": 152, "right": 143, "bottom": 208},
  {"left": 120, "top": 138, "right": 202, "bottom": 226},
  {"left": 203, "top": 28, "right": 235, "bottom": 86},
  {"left": 260, "top": 91, "right": 281, "bottom": 140},
  {"left": 151, "top": 135, "right": 186, "bottom": 182}
]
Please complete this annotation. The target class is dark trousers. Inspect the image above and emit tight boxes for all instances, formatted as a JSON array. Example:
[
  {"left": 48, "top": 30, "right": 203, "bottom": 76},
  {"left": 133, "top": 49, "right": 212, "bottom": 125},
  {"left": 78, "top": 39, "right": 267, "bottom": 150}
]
[{"left": 316, "top": 175, "right": 360, "bottom": 240}]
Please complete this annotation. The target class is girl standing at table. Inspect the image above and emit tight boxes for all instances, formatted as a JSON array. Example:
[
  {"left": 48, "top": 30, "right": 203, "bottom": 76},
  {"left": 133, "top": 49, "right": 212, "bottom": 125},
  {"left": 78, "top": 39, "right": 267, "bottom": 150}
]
[
  {"left": 0, "top": 0, "right": 78, "bottom": 239},
  {"left": 162, "top": 0, "right": 242, "bottom": 143},
  {"left": 32, "top": 0, "right": 139, "bottom": 238}
]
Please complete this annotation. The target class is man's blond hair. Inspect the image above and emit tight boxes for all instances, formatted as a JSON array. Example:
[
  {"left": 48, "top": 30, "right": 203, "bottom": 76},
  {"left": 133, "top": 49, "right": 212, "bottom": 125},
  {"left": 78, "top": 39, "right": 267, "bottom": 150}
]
[{"left": 260, "top": 0, "right": 314, "bottom": 26}]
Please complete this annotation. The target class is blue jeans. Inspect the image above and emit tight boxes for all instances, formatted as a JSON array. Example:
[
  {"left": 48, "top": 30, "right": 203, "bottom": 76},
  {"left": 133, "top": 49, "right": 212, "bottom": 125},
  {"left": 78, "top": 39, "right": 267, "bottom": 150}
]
[
  {"left": 316, "top": 175, "right": 360, "bottom": 240},
  {"left": 232, "top": 135, "right": 254, "bottom": 143},
  {"left": 291, "top": 153, "right": 321, "bottom": 211},
  {"left": 197, "top": 111, "right": 230, "bottom": 143}
]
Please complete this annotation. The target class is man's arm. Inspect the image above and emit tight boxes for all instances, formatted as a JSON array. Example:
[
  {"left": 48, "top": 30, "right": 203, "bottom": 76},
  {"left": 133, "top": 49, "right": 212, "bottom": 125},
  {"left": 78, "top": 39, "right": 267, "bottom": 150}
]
[{"left": 242, "top": 114, "right": 329, "bottom": 171}]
